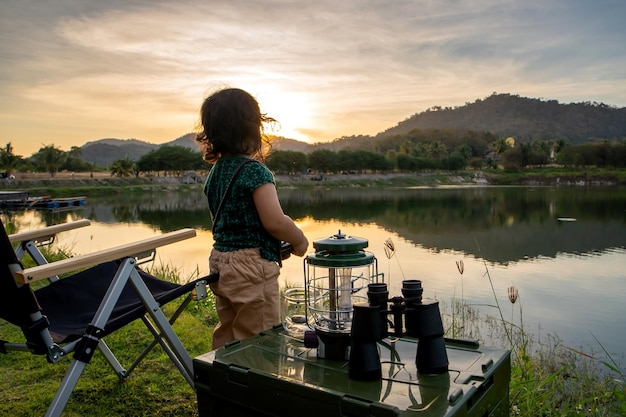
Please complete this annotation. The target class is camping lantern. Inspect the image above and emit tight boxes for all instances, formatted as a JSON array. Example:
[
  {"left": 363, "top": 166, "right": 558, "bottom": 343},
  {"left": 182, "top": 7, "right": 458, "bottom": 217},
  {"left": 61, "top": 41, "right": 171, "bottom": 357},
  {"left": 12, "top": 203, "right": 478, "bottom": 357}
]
[{"left": 304, "top": 230, "right": 381, "bottom": 360}]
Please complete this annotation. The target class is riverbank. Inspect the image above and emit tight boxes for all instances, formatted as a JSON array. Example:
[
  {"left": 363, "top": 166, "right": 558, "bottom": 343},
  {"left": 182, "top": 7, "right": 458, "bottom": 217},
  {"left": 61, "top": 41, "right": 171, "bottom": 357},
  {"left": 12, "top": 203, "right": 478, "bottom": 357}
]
[{"left": 1, "top": 168, "right": 624, "bottom": 197}]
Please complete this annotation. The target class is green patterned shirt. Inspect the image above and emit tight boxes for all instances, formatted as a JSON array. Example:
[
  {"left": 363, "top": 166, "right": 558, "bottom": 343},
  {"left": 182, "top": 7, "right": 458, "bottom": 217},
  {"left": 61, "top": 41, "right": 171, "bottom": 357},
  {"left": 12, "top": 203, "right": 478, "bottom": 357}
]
[{"left": 204, "top": 155, "right": 280, "bottom": 262}]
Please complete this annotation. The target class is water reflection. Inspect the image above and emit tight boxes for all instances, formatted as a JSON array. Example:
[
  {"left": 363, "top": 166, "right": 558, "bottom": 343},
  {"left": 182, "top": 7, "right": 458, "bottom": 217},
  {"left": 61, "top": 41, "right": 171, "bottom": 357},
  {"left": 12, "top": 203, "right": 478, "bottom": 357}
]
[
  {"left": 10, "top": 186, "right": 621, "bottom": 265},
  {"left": 279, "top": 186, "right": 626, "bottom": 263}
]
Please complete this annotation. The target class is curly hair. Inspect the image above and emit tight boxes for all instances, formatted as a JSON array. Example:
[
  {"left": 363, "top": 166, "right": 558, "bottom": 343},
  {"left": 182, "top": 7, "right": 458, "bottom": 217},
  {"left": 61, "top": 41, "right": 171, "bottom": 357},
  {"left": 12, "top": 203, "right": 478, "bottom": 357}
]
[{"left": 196, "top": 88, "right": 275, "bottom": 163}]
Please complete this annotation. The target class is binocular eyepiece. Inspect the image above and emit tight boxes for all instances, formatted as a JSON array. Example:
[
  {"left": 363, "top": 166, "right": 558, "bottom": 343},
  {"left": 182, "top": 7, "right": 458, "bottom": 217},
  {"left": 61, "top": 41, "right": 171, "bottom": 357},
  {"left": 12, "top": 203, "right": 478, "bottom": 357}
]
[{"left": 348, "top": 280, "right": 449, "bottom": 380}]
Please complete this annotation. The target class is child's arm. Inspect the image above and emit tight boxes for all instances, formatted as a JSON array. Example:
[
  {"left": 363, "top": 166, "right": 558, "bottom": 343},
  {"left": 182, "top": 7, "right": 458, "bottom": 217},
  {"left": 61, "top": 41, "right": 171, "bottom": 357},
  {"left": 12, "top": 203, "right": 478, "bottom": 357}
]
[{"left": 253, "top": 182, "right": 309, "bottom": 256}]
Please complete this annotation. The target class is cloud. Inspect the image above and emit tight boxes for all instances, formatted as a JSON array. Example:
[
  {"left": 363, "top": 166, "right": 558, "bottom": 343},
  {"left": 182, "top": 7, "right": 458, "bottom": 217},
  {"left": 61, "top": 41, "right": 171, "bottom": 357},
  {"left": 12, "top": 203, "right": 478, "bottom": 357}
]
[{"left": 1, "top": 0, "right": 625, "bottom": 155}]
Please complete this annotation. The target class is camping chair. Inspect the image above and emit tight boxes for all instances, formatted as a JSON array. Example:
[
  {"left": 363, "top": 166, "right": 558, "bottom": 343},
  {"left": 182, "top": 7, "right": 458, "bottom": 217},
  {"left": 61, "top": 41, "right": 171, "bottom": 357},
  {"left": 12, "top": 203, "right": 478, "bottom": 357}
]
[
  {"left": 0, "top": 218, "right": 209, "bottom": 417},
  {"left": 9, "top": 219, "right": 91, "bottom": 281}
]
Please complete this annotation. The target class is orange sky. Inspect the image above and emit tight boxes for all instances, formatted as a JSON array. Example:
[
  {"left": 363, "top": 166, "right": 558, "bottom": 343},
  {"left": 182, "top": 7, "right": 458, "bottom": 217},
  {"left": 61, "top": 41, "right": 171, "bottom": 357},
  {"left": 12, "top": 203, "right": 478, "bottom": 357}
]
[{"left": 2, "top": 1, "right": 625, "bottom": 157}]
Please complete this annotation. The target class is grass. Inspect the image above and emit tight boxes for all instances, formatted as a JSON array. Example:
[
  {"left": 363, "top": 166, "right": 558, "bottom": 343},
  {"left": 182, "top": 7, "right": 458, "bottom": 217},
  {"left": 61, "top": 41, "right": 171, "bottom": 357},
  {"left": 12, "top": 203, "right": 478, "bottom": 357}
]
[
  {"left": 0, "top": 249, "right": 217, "bottom": 417},
  {"left": 0, "top": 315, "right": 208, "bottom": 416},
  {"left": 2, "top": 246, "right": 624, "bottom": 416}
]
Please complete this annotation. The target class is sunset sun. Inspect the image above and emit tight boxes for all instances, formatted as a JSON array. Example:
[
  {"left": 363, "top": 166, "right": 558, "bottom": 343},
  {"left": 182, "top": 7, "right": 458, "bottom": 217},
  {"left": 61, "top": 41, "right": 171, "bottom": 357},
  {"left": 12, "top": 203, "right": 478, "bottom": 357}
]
[{"left": 256, "top": 90, "right": 315, "bottom": 143}]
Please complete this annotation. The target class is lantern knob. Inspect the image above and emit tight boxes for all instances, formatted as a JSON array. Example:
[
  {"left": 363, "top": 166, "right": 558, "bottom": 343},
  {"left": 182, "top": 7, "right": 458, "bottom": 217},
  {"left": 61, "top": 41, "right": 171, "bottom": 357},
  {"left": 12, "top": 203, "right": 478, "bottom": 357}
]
[
  {"left": 312, "top": 230, "right": 369, "bottom": 254},
  {"left": 334, "top": 230, "right": 346, "bottom": 239}
]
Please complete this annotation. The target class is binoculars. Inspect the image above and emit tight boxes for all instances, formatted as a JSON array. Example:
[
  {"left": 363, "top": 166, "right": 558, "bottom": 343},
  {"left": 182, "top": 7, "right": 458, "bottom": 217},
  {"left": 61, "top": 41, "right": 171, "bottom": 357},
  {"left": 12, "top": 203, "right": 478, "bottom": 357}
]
[
  {"left": 349, "top": 280, "right": 449, "bottom": 381},
  {"left": 280, "top": 241, "right": 294, "bottom": 260}
]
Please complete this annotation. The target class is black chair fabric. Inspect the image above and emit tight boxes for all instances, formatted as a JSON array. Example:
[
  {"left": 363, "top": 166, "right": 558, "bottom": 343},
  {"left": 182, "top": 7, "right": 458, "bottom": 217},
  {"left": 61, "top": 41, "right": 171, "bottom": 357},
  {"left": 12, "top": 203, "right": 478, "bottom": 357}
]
[{"left": 35, "top": 260, "right": 198, "bottom": 343}]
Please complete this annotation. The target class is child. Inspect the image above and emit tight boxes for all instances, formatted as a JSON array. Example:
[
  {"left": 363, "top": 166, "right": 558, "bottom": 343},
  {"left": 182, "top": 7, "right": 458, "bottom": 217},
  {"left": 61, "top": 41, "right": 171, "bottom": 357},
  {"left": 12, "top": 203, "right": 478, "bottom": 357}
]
[{"left": 196, "top": 88, "right": 309, "bottom": 349}]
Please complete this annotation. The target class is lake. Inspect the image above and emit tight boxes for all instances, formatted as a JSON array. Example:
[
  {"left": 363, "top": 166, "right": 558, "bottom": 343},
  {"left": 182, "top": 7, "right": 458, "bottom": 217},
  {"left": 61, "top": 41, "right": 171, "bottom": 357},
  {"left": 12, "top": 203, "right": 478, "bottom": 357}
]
[{"left": 3, "top": 184, "right": 625, "bottom": 372}]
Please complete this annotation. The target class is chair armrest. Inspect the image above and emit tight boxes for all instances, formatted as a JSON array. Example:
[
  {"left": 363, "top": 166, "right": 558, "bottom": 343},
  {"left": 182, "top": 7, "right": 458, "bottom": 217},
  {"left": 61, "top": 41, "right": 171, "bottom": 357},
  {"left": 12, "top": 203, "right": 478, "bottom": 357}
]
[
  {"left": 13, "top": 228, "right": 197, "bottom": 284},
  {"left": 8, "top": 220, "right": 92, "bottom": 244}
]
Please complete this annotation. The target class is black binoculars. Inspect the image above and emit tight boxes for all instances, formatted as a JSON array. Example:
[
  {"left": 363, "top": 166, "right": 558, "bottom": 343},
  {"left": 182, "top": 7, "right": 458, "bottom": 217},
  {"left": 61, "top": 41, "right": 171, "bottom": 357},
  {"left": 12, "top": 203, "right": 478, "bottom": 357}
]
[
  {"left": 280, "top": 241, "right": 294, "bottom": 260},
  {"left": 348, "top": 280, "right": 449, "bottom": 381}
]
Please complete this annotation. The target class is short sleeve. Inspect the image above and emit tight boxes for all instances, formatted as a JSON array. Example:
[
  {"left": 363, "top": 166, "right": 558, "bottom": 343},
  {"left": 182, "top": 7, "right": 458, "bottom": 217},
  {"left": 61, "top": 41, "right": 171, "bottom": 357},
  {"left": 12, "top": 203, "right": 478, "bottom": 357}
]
[{"left": 238, "top": 161, "right": 275, "bottom": 193}]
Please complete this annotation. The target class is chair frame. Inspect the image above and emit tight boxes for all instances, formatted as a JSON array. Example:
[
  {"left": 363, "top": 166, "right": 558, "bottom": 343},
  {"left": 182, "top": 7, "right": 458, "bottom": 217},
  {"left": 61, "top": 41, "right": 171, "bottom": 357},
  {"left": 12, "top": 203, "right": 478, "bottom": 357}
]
[
  {"left": 10, "top": 219, "right": 91, "bottom": 283},
  {"left": 2, "top": 221, "right": 208, "bottom": 417}
]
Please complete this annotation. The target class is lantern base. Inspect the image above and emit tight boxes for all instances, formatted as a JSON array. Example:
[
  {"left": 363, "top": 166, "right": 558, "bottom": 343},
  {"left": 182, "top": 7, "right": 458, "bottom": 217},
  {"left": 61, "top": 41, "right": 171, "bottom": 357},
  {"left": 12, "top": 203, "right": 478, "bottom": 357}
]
[{"left": 316, "top": 331, "right": 351, "bottom": 360}]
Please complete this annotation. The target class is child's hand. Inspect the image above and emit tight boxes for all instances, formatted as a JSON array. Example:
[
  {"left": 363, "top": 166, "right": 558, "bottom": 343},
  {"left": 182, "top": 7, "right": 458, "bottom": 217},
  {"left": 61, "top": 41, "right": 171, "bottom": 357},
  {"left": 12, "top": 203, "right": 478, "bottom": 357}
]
[{"left": 292, "top": 237, "right": 309, "bottom": 257}]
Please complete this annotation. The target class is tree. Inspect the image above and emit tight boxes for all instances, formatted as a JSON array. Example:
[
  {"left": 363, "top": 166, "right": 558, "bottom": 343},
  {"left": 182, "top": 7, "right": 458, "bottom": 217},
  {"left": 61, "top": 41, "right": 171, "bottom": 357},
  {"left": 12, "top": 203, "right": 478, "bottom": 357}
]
[
  {"left": 453, "top": 144, "right": 473, "bottom": 162},
  {"left": 308, "top": 149, "right": 338, "bottom": 173},
  {"left": 110, "top": 157, "right": 136, "bottom": 177},
  {"left": 334, "top": 150, "right": 353, "bottom": 172},
  {"left": 525, "top": 141, "right": 551, "bottom": 167},
  {"left": 64, "top": 146, "right": 89, "bottom": 172},
  {"left": 488, "top": 138, "right": 511, "bottom": 158},
  {"left": 396, "top": 153, "right": 416, "bottom": 172},
  {"left": 31, "top": 145, "right": 66, "bottom": 177},
  {"left": 137, "top": 145, "right": 204, "bottom": 175},
  {"left": 266, "top": 150, "right": 308, "bottom": 174},
  {"left": 367, "top": 151, "right": 393, "bottom": 172},
  {"left": 0, "top": 142, "right": 20, "bottom": 176},
  {"left": 444, "top": 152, "right": 467, "bottom": 171},
  {"left": 427, "top": 140, "right": 448, "bottom": 160},
  {"left": 399, "top": 140, "right": 415, "bottom": 155},
  {"left": 500, "top": 147, "right": 524, "bottom": 171}
]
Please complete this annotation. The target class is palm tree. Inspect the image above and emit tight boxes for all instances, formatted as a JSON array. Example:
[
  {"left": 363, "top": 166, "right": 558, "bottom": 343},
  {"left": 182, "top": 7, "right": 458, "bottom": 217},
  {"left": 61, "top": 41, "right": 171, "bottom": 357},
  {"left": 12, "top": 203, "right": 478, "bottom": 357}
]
[
  {"left": 488, "top": 138, "right": 510, "bottom": 157},
  {"left": 0, "top": 142, "right": 20, "bottom": 177},
  {"left": 33, "top": 145, "right": 66, "bottom": 177},
  {"left": 110, "top": 157, "right": 136, "bottom": 177},
  {"left": 428, "top": 140, "right": 448, "bottom": 160}
]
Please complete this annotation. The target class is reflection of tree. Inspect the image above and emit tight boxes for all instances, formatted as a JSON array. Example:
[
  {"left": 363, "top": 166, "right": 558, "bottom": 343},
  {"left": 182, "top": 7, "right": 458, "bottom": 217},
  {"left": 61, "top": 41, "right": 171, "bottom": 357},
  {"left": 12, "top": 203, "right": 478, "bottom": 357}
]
[
  {"left": 278, "top": 187, "right": 626, "bottom": 264},
  {"left": 13, "top": 187, "right": 623, "bottom": 265},
  {"left": 112, "top": 205, "right": 139, "bottom": 222},
  {"left": 83, "top": 192, "right": 212, "bottom": 231}
]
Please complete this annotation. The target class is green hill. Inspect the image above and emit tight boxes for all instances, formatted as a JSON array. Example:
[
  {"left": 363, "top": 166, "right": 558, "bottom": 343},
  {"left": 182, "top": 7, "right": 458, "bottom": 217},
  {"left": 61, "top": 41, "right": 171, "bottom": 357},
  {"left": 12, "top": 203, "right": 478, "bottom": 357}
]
[{"left": 379, "top": 93, "right": 626, "bottom": 144}]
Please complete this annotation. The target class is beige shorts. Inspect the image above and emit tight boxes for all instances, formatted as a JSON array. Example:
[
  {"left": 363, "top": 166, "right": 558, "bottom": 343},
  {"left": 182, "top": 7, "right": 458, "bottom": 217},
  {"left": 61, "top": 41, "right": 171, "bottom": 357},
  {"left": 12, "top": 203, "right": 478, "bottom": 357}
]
[{"left": 209, "top": 247, "right": 280, "bottom": 349}]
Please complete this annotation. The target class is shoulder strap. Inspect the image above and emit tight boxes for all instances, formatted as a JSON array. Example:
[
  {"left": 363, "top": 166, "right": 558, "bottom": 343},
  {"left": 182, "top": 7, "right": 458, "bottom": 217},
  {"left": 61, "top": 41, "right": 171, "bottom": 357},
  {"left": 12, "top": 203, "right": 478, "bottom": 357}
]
[{"left": 211, "top": 158, "right": 256, "bottom": 233}]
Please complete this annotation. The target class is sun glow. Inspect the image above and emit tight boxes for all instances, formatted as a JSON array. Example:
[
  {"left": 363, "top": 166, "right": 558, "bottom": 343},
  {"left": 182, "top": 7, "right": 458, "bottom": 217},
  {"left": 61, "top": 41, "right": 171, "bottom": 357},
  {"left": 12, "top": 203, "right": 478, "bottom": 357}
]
[{"left": 255, "top": 90, "right": 315, "bottom": 142}]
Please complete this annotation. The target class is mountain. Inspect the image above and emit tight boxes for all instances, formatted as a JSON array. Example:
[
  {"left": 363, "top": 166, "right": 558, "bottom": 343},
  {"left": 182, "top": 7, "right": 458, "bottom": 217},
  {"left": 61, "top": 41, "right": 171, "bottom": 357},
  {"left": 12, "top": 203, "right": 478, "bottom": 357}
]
[
  {"left": 272, "top": 137, "right": 315, "bottom": 153},
  {"left": 165, "top": 133, "right": 200, "bottom": 149},
  {"left": 80, "top": 139, "right": 158, "bottom": 166},
  {"left": 379, "top": 93, "right": 626, "bottom": 144},
  {"left": 80, "top": 135, "right": 199, "bottom": 166},
  {"left": 78, "top": 93, "right": 626, "bottom": 166},
  {"left": 79, "top": 133, "right": 311, "bottom": 166}
]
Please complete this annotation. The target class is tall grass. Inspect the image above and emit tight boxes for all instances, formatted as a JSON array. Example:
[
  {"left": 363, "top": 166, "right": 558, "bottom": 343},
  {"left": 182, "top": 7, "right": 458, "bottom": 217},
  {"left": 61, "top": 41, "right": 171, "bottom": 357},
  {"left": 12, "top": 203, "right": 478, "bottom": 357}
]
[{"left": 443, "top": 256, "right": 625, "bottom": 416}]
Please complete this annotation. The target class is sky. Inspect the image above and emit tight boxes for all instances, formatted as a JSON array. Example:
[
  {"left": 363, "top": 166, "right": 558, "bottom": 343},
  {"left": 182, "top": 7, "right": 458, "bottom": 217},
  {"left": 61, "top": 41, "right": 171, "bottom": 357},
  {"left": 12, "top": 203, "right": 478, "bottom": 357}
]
[{"left": 1, "top": 0, "right": 625, "bottom": 157}]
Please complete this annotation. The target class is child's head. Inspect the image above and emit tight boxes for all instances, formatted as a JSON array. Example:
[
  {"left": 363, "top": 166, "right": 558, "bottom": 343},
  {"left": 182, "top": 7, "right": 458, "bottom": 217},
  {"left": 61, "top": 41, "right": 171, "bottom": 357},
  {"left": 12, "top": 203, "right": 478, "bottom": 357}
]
[{"left": 196, "top": 88, "right": 275, "bottom": 162}]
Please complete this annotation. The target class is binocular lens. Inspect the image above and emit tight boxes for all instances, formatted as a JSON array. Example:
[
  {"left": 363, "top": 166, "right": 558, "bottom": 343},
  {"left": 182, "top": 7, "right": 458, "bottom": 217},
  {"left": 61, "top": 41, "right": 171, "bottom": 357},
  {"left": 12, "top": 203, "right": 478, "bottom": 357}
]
[{"left": 401, "top": 279, "right": 423, "bottom": 302}]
